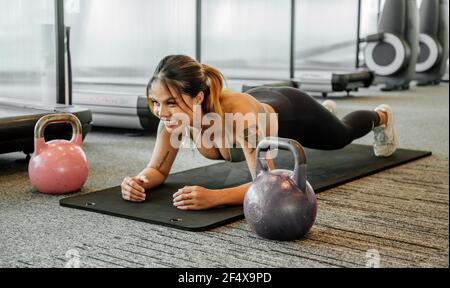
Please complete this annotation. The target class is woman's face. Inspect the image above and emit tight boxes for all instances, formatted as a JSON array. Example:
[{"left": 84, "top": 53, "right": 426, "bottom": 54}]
[{"left": 149, "top": 82, "right": 197, "bottom": 132}]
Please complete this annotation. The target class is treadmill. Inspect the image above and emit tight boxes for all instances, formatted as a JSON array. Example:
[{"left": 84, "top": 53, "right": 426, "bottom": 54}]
[
  {"left": 0, "top": 102, "right": 92, "bottom": 155},
  {"left": 241, "top": 70, "right": 374, "bottom": 97},
  {"left": 293, "top": 70, "right": 374, "bottom": 97}
]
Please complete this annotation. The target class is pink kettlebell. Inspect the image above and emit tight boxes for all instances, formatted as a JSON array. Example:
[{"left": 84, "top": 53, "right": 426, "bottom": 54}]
[{"left": 28, "top": 113, "right": 89, "bottom": 194}]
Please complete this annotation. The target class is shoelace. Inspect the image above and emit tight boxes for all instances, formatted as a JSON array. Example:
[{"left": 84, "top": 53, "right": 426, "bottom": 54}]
[
  {"left": 374, "top": 126, "right": 394, "bottom": 144},
  {"left": 375, "top": 131, "right": 387, "bottom": 143}
]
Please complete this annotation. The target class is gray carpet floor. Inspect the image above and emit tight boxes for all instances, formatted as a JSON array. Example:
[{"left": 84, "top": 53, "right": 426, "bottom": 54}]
[{"left": 0, "top": 82, "right": 448, "bottom": 268}]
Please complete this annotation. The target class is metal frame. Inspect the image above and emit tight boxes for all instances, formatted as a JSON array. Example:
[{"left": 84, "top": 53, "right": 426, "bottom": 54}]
[
  {"left": 290, "top": 0, "right": 296, "bottom": 78},
  {"left": 55, "top": 0, "right": 66, "bottom": 105},
  {"left": 196, "top": 0, "right": 202, "bottom": 62},
  {"left": 356, "top": 0, "right": 362, "bottom": 68}
]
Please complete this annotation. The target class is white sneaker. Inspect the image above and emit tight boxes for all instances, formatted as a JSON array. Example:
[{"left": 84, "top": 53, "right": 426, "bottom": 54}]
[
  {"left": 373, "top": 104, "right": 398, "bottom": 157},
  {"left": 322, "top": 100, "right": 337, "bottom": 115}
]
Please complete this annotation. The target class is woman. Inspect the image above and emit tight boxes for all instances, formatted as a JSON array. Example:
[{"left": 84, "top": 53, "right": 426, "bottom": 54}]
[{"left": 121, "top": 55, "right": 397, "bottom": 210}]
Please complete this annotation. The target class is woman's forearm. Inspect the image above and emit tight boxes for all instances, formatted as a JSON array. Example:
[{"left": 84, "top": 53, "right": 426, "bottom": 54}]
[
  {"left": 138, "top": 167, "right": 166, "bottom": 190},
  {"left": 217, "top": 182, "right": 251, "bottom": 206}
]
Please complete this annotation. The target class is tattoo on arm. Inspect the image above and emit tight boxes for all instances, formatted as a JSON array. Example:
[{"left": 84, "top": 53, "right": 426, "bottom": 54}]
[
  {"left": 157, "top": 151, "right": 170, "bottom": 170},
  {"left": 243, "top": 124, "right": 261, "bottom": 154},
  {"left": 149, "top": 151, "right": 170, "bottom": 177}
]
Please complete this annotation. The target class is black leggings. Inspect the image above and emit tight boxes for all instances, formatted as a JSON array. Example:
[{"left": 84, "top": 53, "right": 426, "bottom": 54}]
[{"left": 247, "top": 87, "right": 380, "bottom": 150}]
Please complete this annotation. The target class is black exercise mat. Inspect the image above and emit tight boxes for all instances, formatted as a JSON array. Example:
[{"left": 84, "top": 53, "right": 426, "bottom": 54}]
[{"left": 60, "top": 144, "right": 431, "bottom": 231}]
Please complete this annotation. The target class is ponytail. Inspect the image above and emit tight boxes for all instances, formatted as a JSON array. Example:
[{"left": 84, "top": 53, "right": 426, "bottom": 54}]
[{"left": 202, "top": 64, "right": 225, "bottom": 117}]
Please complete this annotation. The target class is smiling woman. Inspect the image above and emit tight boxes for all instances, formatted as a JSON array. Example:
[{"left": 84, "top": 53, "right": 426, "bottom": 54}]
[
  {"left": 146, "top": 54, "right": 226, "bottom": 123},
  {"left": 120, "top": 54, "right": 397, "bottom": 211}
]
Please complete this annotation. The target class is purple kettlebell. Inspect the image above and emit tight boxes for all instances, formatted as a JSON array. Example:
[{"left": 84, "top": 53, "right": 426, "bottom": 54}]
[{"left": 244, "top": 137, "right": 317, "bottom": 241}]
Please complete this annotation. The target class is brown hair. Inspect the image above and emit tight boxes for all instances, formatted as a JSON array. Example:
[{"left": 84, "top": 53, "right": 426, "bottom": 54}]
[{"left": 146, "top": 55, "right": 226, "bottom": 117}]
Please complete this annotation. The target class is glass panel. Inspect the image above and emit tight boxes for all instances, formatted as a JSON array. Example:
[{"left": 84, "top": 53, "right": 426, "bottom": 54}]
[
  {"left": 65, "top": 0, "right": 196, "bottom": 85},
  {"left": 358, "top": 0, "right": 380, "bottom": 67},
  {"left": 202, "top": 0, "right": 291, "bottom": 80},
  {"left": 360, "top": 0, "right": 380, "bottom": 38},
  {"left": 294, "top": 0, "right": 359, "bottom": 72},
  {"left": 0, "top": 0, "right": 57, "bottom": 107}
]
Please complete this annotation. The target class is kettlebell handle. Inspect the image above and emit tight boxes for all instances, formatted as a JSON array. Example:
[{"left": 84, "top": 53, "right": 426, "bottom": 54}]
[
  {"left": 255, "top": 137, "right": 308, "bottom": 193},
  {"left": 34, "top": 113, "right": 83, "bottom": 153}
]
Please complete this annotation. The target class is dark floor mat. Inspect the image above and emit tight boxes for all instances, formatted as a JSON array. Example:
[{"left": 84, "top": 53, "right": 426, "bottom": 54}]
[{"left": 60, "top": 144, "right": 431, "bottom": 231}]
